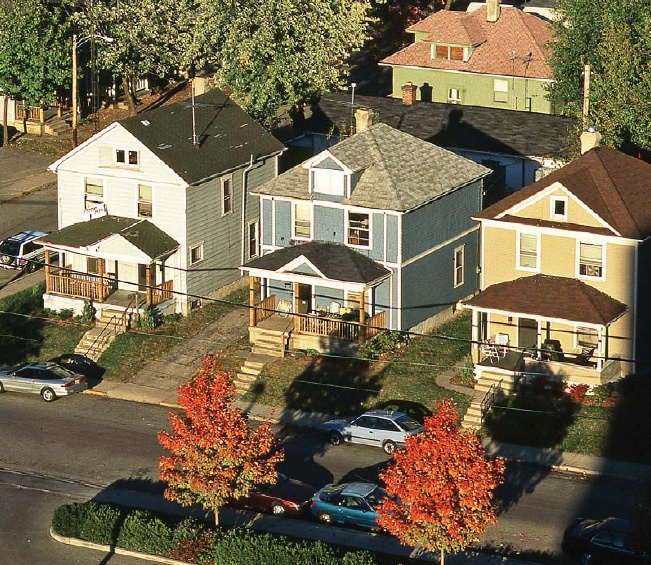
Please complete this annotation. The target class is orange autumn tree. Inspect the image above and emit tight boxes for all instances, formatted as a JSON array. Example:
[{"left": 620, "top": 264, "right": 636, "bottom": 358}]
[
  {"left": 158, "top": 354, "right": 283, "bottom": 526},
  {"left": 377, "top": 400, "right": 505, "bottom": 565}
]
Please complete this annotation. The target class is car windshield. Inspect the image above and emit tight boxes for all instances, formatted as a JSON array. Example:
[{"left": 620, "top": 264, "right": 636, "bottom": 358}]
[
  {"left": 0, "top": 240, "right": 20, "bottom": 255},
  {"left": 394, "top": 414, "right": 421, "bottom": 431},
  {"left": 47, "top": 365, "right": 76, "bottom": 378},
  {"left": 366, "top": 486, "right": 387, "bottom": 508}
]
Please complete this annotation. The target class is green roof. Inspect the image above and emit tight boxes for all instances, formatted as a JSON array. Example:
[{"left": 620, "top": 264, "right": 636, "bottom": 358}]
[
  {"left": 254, "top": 122, "right": 490, "bottom": 211},
  {"left": 39, "top": 216, "right": 179, "bottom": 260}
]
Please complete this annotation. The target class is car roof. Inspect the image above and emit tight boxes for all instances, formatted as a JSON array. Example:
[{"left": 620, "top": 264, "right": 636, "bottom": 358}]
[
  {"left": 4, "top": 230, "right": 49, "bottom": 244},
  {"left": 599, "top": 517, "right": 632, "bottom": 533},
  {"left": 341, "top": 482, "right": 378, "bottom": 497},
  {"left": 362, "top": 409, "right": 409, "bottom": 420}
]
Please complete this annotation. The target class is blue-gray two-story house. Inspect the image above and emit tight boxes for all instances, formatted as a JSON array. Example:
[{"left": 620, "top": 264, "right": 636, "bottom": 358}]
[{"left": 241, "top": 121, "right": 490, "bottom": 354}]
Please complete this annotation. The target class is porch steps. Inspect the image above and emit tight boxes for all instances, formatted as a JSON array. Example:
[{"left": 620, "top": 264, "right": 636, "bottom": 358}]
[
  {"left": 233, "top": 352, "right": 276, "bottom": 396},
  {"left": 43, "top": 115, "right": 71, "bottom": 136},
  {"left": 74, "top": 311, "right": 127, "bottom": 361},
  {"left": 461, "top": 372, "right": 519, "bottom": 430},
  {"left": 250, "top": 327, "right": 288, "bottom": 358}
]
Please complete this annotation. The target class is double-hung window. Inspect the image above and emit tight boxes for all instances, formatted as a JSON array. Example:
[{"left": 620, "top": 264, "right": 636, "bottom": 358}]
[
  {"left": 454, "top": 245, "right": 465, "bottom": 287},
  {"left": 84, "top": 178, "right": 104, "bottom": 209},
  {"left": 293, "top": 203, "right": 311, "bottom": 239},
  {"left": 518, "top": 233, "right": 538, "bottom": 270},
  {"left": 579, "top": 242, "right": 603, "bottom": 278},
  {"left": 190, "top": 242, "right": 203, "bottom": 265},
  {"left": 494, "top": 79, "right": 509, "bottom": 103},
  {"left": 222, "top": 177, "right": 233, "bottom": 215},
  {"left": 347, "top": 212, "right": 370, "bottom": 247},
  {"left": 448, "top": 88, "right": 461, "bottom": 104},
  {"left": 116, "top": 149, "right": 139, "bottom": 166},
  {"left": 137, "top": 184, "right": 153, "bottom": 218}
]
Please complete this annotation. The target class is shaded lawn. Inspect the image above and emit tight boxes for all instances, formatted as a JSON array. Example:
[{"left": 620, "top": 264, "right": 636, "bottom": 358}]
[
  {"left": 244, "top": 313, "right": 472, "bottom": 417},
  {"left": 99, "top": 289, "right": 248, "bottom": 382}
]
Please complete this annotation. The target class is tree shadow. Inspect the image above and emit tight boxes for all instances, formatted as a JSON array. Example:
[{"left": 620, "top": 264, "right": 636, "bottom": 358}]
[{"left": 0, "top": 287, "right": 47, "bottom": 364}]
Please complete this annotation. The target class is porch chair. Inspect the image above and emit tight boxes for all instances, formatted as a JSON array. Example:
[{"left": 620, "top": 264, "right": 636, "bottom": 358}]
[
  {"left": 329, "top": 301, "right": 342, "bottom": 315},
  {"left": 494, "top": 333, "right": 510, "bottom": 357},
  {"left": 480, "top": 341, "right": 500, "bottom": 364}
]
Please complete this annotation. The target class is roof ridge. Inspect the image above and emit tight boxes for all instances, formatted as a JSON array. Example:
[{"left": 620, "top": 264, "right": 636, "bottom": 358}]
[{"left": 367, "top": 126, "right": 405, "bottom": 209}]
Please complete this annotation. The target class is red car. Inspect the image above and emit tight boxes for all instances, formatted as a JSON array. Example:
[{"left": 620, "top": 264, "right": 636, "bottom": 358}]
[{"left": 237, "top": 474, "right": 316, "bottom": 516}]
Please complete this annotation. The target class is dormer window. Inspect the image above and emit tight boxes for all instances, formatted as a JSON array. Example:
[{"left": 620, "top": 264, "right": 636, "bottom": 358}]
[
  {"left": 116, "top": 149, "right": 139, "bottom": 166},
  {"left": 433, "top": 44, "right": 465, "bottom": 61},
  {"left": 309, "top": 155, "right": 349, "bottom": 197},
  {"left": 550, "top": 196, "right": 567, "bottom": 221}
]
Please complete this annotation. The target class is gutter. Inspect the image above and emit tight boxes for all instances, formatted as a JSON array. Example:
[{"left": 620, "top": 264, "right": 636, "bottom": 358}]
[{"left": 241, "top": 155, "right": 255, "bottom": 266}]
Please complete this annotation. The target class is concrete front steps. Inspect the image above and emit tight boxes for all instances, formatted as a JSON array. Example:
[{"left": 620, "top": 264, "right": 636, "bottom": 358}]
[
  {"left": 461, "top": 372, "right": 518, "bottom": 429},
  {"left": 233, "top": 352, "right": 276, "bottom": 396},
  {"left": 249, "top": 327, "right": 288, "bottom": 358},
  {"left": 74, "top": 311, "right": 127, "bottom": 361}
]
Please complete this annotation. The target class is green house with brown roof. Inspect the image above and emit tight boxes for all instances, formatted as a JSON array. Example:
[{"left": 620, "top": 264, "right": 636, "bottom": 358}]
[{"left": 380, "top": 0, "right": 558, "bottom": 114}]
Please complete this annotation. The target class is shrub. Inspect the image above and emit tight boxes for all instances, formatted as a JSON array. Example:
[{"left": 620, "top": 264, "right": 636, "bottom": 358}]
[
  {"left": 456, "top": 355, "right": 475, "bottom": 387},
  {"left": 591, "top": 382, "right": 617, "bottom": 405},
  {"left": 358, "top": 330, "right": 411, "bottom": 360},
  {"left": 565, "top": 383, "right": 590, "bottom": 404},
  {"left": 80, "top": 300, "right": 96, "bottom": 323},
  {"left": 57, "top": 308, "right": 74, "bottom": 320},
  {"left": 137, "top": 306, "right": 157, "bottom": 330}
]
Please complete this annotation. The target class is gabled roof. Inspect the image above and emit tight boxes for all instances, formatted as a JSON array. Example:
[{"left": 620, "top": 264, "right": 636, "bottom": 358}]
[
  {"left": 475, "top": 146, "right": 651, "bottom": 240},
  {"left": 308, "top": 92, "right": 575, "bottom": 160},
  {"left": 464, "top": 274, "right": 628, "bottom": 326},
  {"left": 255, "top": 122, "right": 490, "bottom": 211},
  {"left": 39, "top": 216, "right": 179, "bottom": 260},
  {"left": 242, "top": 241, "right": 390, "bottom": 285},
  {"left": 381, "top": 6, "right": 553, "bottom": 80},
  {"left": 117, "top": 88, "right": 285, "bottom": 185}
]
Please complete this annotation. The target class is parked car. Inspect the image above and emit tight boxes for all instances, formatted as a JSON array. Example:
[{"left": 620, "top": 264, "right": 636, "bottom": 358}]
[
  {"left": 310, "top": 482, "right": 387, "bottom": 530},
  {"left": 0, "top": 362, "right": 88, "bottom": 401},
  {"left": 562, "top": 516, "right": 647, "bottom": 564},
  {"left": 323, "top": 409, "right": 424, "bottom": 454},
  {"left": 236, "top": 473, "right": 316, "bottom": 516},
  {"left": 49, "top": 353, "right": 102, "bottom": 379},
  {"left": 0, "top": 230, "right": 48, "bottom": 272},
  {"left": 373, "top": 400, "right": 432, "bottom": 424}
]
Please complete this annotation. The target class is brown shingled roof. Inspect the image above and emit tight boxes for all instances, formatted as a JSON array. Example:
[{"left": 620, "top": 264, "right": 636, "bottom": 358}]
[
  {"left": 382, "top": 6, "right": 553, "bottom": 80},
  {"left": 474, "top": 146, "right": 651, "bottom": 240},
  {"left": 464, "top": 274, "right": 627, "bottom": 326}
]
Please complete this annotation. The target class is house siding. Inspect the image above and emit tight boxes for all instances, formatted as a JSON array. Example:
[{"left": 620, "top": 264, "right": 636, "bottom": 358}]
[
  {"left": 514, "top": 189, "right": 606, "bottom": 229},
  {"left": 313, "top": 205, "right": 345, "bottom": 243},
  {"left": 390, "top": 66, "right": 554, "bottom": 114}
]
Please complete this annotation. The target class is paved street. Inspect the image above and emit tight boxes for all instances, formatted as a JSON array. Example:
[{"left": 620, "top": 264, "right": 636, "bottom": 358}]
[{"left": 0, "top": 393, "right": 646, "bottom": 564}]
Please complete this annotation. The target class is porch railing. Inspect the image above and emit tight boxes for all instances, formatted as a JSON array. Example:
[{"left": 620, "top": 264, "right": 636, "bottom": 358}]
[
  {"left": 47, "top": 269, "right": 114, "bottom": 301},
  {"left": 152, "top": 280, "right": 173, "bottom": 305},
  {"left": 254, "top": 295, "right": 276, "bottom": 325},
  {"left": 364, "top": 311, "right": 386, "bottom": 341},
  {"left": 297, "top": 315, "right": 360, "bottom": 340},
  {"left": 480, "top": 379, "right": 503, "bottom": 423},
  {"left": 15, "top": 102, "right": 44, "bottom": 123}
]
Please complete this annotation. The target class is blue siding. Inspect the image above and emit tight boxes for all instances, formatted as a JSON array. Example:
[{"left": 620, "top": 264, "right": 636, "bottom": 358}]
[
  {"left": 400, "top": 230, "right": 479, "bottom": 329},
  {"left": 268, "top": 279, "right": 292, "bottom": 304},
  {"left": 372, "top": 277, "right": 397, "bottom": 330},
  {"left": 274, "top": 200, "right": 291, "bottom": 246},
  {"left": 401, "top": 182, "right": 481, "bottom": 261},
  {"left": 370, "top": 213, "right": 385, "bottom": 262},
  {"left": 314, "top": 287, "right": 344, "bottom": 309},
  {"left": 312, "top": 193, "right": 345, "bottom": 204},
  {"left": 315, "top": 156, "right": 343, "bottom": 170},
  {"left": 386, "top": 215, "right": 399, "bottom": 263},
  {"left": 262, "top": 199, "right": 273, "bottom": 246},
  {"left": 314, "top": 205, "right": 344, "bottom": 242}
]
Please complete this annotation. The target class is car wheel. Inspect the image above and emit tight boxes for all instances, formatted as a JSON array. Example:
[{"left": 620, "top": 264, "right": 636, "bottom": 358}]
[
  {"left": 581, "top": 551, "right": 593, "bottom": 565},
  {"left": 383, "top": 440, "right": 397, "bottom": 455},
  {"left": 0, "top": 255, "right": 12, "bottom": 265},
  {"left": 25, "top": 261, "right": 37, "bottom": 273},
  {"left": 329, "top": 431, "right": 343, "bottom": 446},
  {"left": 270, "top": 502, "right": 286, "bottom": 516},
  {"left": 319, "top": 513, "right": 332, "bottom": 524},
  {"left": 41, "top": 388, "right": 57, "bottom": 402}
]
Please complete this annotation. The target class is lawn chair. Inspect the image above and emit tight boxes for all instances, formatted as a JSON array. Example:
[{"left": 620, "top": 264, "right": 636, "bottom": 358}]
[
  {"left": 494, "top": 333, "right": 510, "bottom": 357},
  {"left": 481, "top": 341, "right": 499, "bottom": 364}
]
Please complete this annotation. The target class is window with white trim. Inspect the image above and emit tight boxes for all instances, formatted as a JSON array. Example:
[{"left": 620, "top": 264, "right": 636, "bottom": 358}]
[
  {"left": 247, "top": 221, "right": 259, "bottom": 259},
  {"left": 190, "top": 242, "right": 204, "bottom": 265},
  {"left": 494, "top": 79, "right": 508, "bottom": 103},
  {"left": 576, "top": 326, "right": 598, "bottom": 348},
  {"left": 454, "top": 245, "right": 465, "bottom": 287},
  {"left": 137, "top": 184, "right": 152, "bottom": 218},
  {"left": 221, "top": 177, "right": 233, "bottom": 215},
  {"left": 347, "top": 212, "right": 370, "bottom": 247},
  {"left": 84, "top": 178, "right": 104, "bottom": 209},
  {"left": 115, "top": 149, "right": 139, "bottom": 166},
  {"left": 551, "top": 196, "right": 567, "bottom": 220},
  {"left": 292, "top": 203, "right": 311, "bottom": 239},
  {"left": 448, "top": 88, "right": 461, "bottom": 104},
  {"left": 518, "top": 232, "right": 538, "bottom": 270},
  {"left": 579, "top": 242, "right": 603, "bottom": 278}
]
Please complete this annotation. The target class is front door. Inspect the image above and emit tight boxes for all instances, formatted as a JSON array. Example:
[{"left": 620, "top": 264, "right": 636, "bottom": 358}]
[
  {"left": 297, "top": 283, "right": 311, "bottom": 314},
  {"left": 518, "top": 318, "right": 538, "bottom": 350}
]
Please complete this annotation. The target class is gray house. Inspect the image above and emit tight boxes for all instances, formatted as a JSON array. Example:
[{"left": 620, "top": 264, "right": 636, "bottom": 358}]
[
  {"left": 41, "top": 88, "right": 285, "bottom": 317},
  {"left": 241, "top": 122, "right": 490, "bottom": 354}
]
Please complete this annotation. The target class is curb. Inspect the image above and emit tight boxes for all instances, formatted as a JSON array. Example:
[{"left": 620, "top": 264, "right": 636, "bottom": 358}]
[{"left": 49, "top": 527, "right": 192, "bottom": 564}]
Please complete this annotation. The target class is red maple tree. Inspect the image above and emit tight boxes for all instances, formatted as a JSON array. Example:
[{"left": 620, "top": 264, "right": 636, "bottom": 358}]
[
  {"left": 158, "top": 354, "right": 283, "bottom": 525},
  {"left": 376, "top": 400, "right": 505, "bottom": 565}
]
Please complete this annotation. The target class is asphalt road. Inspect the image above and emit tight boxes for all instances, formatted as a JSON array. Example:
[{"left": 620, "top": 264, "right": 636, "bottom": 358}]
[{"left": 0, "top": 393, "right": 646, "bottom": 564}]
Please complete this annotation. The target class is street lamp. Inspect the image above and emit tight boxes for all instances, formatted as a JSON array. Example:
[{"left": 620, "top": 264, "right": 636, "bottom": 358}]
[{"left": 71, "top": 33, "right": 114, "bottom": 148}]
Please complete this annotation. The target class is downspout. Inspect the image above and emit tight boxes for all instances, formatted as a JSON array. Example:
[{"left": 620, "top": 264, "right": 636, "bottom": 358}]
[{"left": 241, "top": 155, "right": 255, "bottom": 266}]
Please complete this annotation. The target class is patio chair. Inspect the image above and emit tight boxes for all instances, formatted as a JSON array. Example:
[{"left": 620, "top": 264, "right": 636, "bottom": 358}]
[
  {"left": 494, "top": 333, "right": 510, "bottom": 357},
  {"left": 329, "top": 301, "right": 341, "bottom": 315},
  {"left": 481, "top": 341, "right": 499, "bottom": 364}
]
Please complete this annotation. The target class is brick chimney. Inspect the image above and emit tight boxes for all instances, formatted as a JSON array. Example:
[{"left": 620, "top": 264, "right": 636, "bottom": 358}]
[
  {"left": 354, "top": 108, "right": 374, "bottom": 133},
  {"left": 580, "top": 126, "right": 602, "bottom": 154},
  {"left": 486, "top": 0, "right": 501, "bottom": 22},
  {"left": 401, "top": 82, "right": 418, "bottom": 106}
]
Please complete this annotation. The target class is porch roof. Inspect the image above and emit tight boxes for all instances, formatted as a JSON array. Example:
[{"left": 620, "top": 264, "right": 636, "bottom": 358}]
[
  {"left": 242, "top": 241, "right": 391, "bottom": 284},
  {"left": 38, "top": 216, "right": 179, "bottom": 260},
  {"left": 464, "top": 274, "right": 627, "bottom": 326}
]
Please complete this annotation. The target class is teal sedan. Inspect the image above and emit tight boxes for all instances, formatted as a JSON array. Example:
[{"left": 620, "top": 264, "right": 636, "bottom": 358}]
[{"left": 309, "top": 482, "right": 387, "bottom": 530}]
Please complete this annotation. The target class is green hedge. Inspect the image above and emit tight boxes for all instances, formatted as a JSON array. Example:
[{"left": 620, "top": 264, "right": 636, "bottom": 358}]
[{"left": 52, "top": 502, "right": 379, "bottom": 564}]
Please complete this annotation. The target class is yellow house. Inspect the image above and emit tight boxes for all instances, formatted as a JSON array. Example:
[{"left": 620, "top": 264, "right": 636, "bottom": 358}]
[{"left": 464, "top": 145, "right": 651, "bottom": 386}]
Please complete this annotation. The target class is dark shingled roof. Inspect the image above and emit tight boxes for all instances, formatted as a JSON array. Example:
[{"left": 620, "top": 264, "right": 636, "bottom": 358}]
[
  {"left": 39, "top": 216, "right": 179, "bottom": 260},
  {"left": 475, "top": 146, "right": 651, "bottom": 239},
  {"left": 243, "top": 241, "right": 390, "bottom": 284},
  {"left": 308, "top": 92, "right": 576, "bottom": 160},
  {"left": 464, "top": 274, "right": 627, "bottom": 326},
  {"left": 120, "top": 88, "right": 285, "bottom": 185}
]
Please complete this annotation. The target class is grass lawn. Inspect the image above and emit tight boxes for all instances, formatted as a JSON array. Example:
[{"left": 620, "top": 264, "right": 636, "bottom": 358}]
[
  {"left": 98, "top": 288, "right": 249, "bottom": 382},
  {"left": 243, "top": 313, "right": 473, "bottom": 417}
]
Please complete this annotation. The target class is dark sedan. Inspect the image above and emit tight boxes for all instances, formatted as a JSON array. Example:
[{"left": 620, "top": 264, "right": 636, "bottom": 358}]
[
  {"left": 562, "top": 516, "right": 647, "bottom": 564},
  {"left": 237, "top": 474, "right": 316, "bottom": 516}
]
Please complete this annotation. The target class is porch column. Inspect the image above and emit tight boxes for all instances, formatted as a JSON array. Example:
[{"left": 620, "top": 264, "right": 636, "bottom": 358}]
[
  {"left": 249, "top": 276, "right": 255, "bottom": 327},
  {"left": 292, "top": 282, "right": 299, "bottom": 314},
  {"left": 359, "top": 289, "right": 366, "bottom": 341},
  {"left": 145, "top": 263, "right": 153, "bottom": 306},
  {"left": 44, "top": 250, "right": 51, "bottom": 294},
  {"left": 471, "top": 309, "right": 479, "bottom": 350},
  {"left": 597, "top": 327, "right": 604, "bottom": 371},
  {"left": 97, "top": 258, "right": 105, "bottom": 303}
]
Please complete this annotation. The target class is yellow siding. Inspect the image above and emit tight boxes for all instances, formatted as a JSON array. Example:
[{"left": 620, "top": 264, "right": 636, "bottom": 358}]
[{"left": 512, "top": 189, "right": 607, "bottom": 229}]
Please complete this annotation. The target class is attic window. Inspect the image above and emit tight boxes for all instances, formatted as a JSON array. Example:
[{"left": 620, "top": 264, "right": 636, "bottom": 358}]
[
  {"left": 450, "top": 47, "right": 463, "bottom": 61},
  {"left": 435, "top": 45, "right": 448, "bottom": 59},
  {"left": 434, "top": 44, "right": 464, "bottom": 61},
  {"left": 116, "top": 149, "right": 139, "bottom": 166},
  {"left": 550, "top": 196, "right": 567, "bottom": 220}
]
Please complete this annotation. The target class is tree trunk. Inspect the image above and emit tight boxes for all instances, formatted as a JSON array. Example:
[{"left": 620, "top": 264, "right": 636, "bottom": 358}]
[
  {"left": 214, "top": 506, "right": 220, "bottom": 527},
  {"left": 122, "top": 75, "right": 137, "bottom": 116},
  {"left": 440, "top": 549, "right": 445, "bottom": 565},
  {"left": 444, "top": 0, "right": 454, "bottom": 9},
  {"left": 2, "top": 96, "right": 9, "bottom": 148}
]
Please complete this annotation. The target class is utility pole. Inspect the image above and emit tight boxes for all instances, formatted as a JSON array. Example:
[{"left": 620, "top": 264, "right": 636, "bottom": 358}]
[
  {"left": 582, "top": 63, "right": 590, "bottom": 131},
  {"left": 71, "top": 34, "right": 78, "bottom": 148}
]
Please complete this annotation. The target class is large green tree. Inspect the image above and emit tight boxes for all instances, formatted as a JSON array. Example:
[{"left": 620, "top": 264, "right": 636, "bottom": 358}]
[
  {"left": 550, "top": 0, "right": 651, "bottom": 152},
  {"left": 0, "top": 0, "right": 71, "bottom": 145}
]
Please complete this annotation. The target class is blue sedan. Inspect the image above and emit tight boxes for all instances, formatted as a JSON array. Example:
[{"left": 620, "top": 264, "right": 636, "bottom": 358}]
[{"left": 309, "top": 482, "right": 387, "bottom": 530}]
